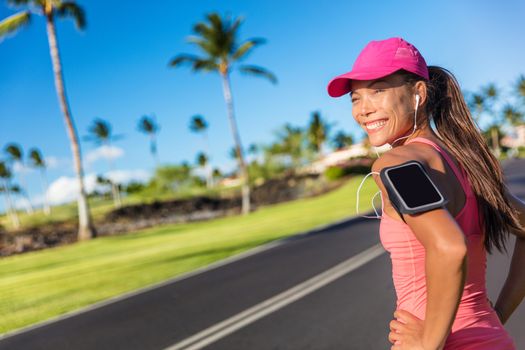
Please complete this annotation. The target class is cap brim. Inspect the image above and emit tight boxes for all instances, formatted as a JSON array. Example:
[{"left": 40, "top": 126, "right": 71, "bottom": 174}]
[{"left": 327, "top": 66, "right": 402, "bottom": 97}]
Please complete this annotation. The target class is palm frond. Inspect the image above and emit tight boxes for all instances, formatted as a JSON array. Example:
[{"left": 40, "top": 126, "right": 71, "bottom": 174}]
[
  {"left": 232, "top": 37, "right": 266, "bottom": 61},
  {"left": 192, "top": 58, "right": 219, "bottom": 72},
  {"left": 168, "top": 54, "right": 200, "bottom": 67},
  {"left": 193, "top": 22, "right": 214, "bottom": 42},
  {"left": 229, "top": 16, "right": 244, "bottom": 37},
  {"left": 85, "top": 118, "right": 112, "bottom": 144},
  {"left": 503, "top": 105, "right": 524, "bottom": 125},
  {"left": 56, "top": 1, "right": 86, "bottom": 30},
  {"left": 517, "top": 75, "right": 525, "bottom": 99},
  {"left": 482, "top": 83, "right": 498, "bottom": 100},
  {"left": 189, "top": 115, "right": 208, "bottom": 132},
  {"left": 207, "top": 13, "right": 223, "bottom": 34},
  {"left": 138, "top": 115, "right": 159, "bottom": 134},
  {"left": 82, "top": 134, "right": 102, "bottom": 145},
  {"left": 28, "top": 148, "right": 45, "bottom": 167},
  {"left": 6, "top": 0, "right": 32, "bottom": 6},
  {"left": 187, "top": 36, "right": 220, "bottom": 56},
  {"left": 0, "top": 11, "right": 31, "bottom": 40},
  {"left": 0, "top": 161, "right": 12, "bottom": 179},
  {"left": 238, "top": 65, "right": 277, "bottom": 84},
  {"left": 4, "top": 143, "right": 23, "bottom": 161}
]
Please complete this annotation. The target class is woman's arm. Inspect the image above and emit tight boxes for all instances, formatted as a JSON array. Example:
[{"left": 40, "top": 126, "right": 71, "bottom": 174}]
[
  {"left": 372, "top": 154, "right": 467, "bottom": 350},
  {"left": 405, "top": 209, "right": 468, "bottom": 350},
  {"left": 494, "top": 188, "right": 525, "bottom": 324}
]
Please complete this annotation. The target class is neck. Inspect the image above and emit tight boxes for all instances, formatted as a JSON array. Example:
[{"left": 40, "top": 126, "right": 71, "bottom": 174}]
[{"left": 392, "top": 116, "right": 438, "bottom": 147}]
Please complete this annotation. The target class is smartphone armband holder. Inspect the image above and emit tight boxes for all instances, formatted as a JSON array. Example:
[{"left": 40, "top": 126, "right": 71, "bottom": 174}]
[{"left": 379, "top": 160, "right": 448, "bottom": 217}]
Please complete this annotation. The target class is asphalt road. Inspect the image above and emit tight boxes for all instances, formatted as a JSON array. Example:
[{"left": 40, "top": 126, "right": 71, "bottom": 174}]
[{"left": 1, "top": 158, "right": 524, "bottom": 350}]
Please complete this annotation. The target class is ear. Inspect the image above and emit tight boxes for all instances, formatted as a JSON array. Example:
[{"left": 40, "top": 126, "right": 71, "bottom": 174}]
[{"left": 414, "top": 81, "right": 427, "bottom": 107}]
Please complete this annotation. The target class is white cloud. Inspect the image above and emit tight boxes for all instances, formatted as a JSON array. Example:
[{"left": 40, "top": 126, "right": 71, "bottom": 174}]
[
  {"left": 106, "top": 169, "right": 151, "bottom": 184},
  {"left": 44, "top": 169, "right": 151, "bottom": 205},
  {"left": 12, "top": 161, "right": 30, "bottom": 174},
  {"left": 85, "top": 145, "right": 124, "bottom": 165},
  {"left": 44, "top": 156, "right": 69, "bottom": 170},
  {"left": 45, "top": 174, "right": 98, "bottom": 205}
]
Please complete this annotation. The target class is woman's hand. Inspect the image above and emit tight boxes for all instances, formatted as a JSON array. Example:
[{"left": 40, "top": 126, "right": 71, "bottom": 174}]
[{"left": 388, "top": 309, "right": 427, "bottom": 349}]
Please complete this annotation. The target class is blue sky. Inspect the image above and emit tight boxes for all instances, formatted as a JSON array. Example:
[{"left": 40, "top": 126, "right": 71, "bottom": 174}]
[{"left": 1, "top": 0, "right": 524, "bottom": 209}]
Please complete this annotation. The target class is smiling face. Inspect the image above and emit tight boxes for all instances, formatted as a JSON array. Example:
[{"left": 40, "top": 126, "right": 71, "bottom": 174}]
[{"left": 350, "top": 72, "right": 421, "bottom": 147}]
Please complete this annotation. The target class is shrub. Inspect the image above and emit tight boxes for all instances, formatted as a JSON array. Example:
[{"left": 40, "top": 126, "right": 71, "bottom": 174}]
[{"left": 324, "top": 166, "right": 345, "bottom": 181}]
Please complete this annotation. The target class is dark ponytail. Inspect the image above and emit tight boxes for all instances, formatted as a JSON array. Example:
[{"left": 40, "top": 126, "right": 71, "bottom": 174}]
[{"left": 402, "top": 66, "right": 523, "bottom": 254}]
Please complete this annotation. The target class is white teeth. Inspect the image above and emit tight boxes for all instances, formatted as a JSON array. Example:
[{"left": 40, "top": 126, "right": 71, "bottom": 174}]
[{"left": 366, "top": 120, "right": 387, "bottom": 130}]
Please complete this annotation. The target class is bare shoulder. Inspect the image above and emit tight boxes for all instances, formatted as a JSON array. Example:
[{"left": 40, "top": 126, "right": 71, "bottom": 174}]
[{"left": 371, "top": 144, "right": 430, "bottom": 174}]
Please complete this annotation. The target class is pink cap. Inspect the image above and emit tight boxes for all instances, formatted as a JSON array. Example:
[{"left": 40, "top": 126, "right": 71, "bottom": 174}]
[{"left": 327, "top": 37, "right": 429, "bottom": 97}]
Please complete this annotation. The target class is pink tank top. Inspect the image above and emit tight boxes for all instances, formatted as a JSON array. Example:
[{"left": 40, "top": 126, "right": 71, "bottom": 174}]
[{"left": 379, "top": 137, "right": 516, "bottom": 349}]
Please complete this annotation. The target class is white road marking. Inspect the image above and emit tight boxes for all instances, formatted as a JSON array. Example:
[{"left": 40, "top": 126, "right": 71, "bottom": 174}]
[{"left": 165, "top": 243, "right": 386, "bottom": 350}]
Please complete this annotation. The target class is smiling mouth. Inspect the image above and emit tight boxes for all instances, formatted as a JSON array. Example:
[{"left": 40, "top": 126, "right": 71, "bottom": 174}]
[{"left": 365, "top": 119, "right": 388, "bottom": 131}]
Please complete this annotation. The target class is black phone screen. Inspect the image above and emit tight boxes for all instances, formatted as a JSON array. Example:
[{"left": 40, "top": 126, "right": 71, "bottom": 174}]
[{"left": 387, "top": 164, "right": 442, "bottom": 208}]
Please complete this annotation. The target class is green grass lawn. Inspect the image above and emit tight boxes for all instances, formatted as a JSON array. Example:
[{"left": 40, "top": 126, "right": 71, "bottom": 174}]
[{"left": 0, "top": 175, "right": 378, "bottom": 335}]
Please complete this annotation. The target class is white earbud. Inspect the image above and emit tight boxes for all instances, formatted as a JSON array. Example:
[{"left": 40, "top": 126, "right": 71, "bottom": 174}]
[{"left": 415, "top": 94, "right": 420, "bottom": 108}]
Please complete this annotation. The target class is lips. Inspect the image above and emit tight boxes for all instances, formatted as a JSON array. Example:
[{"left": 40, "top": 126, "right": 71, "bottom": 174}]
[
  {"left": 364, "top": 118, "right": 388, "bottom": 127},
  {"left": 364, "top": 118, "right": 388, "bottom": 133}
]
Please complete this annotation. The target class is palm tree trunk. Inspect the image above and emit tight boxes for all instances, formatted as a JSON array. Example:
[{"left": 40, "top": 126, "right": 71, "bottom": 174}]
[
  {"left": 203, "top": 133, "right": 213, "bottom": 188},
  {"left": 2, "top": 180, "right": 20, "bottom": 229},
  {"left": 16, "top": 170, "right": 34, "bottom": 215},
  {"left": 150, "top": 135, "right": 160, "bottom": 169},
  {"left": 40, "top": 168, "right": 51, "bottom": 215},
  {"left": 106, "top": 142, "right": 122, "bottom": 208},
  {"left": 45, "top": 13, "right": 95, "bottom": 240},
  {"left": 491, "top": 127, "right": 501, "bottom": 158},
  {"left": 220, "top": 72, "right": 250, "bottom": 215}
]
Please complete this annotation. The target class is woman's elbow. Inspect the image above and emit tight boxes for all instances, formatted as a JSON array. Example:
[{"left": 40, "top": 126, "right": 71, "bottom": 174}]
[{"left": 429, "top": 242, "right": 467, "bottom": 262}]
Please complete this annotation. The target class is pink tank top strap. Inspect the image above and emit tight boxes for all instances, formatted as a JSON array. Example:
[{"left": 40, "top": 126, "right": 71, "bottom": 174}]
[{"left": 405, "top": 137, "right": 470, "bottom": 194}]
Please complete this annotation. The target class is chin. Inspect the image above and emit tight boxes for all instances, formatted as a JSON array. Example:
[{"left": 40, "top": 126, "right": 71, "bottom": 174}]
[{"left": 368, "top": 135, "right": 389, "bottom": 148}]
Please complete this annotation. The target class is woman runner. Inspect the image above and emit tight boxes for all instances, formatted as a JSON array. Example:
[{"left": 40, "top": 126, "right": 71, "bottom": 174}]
[{"left": 326, "top": 37, "right": 525, "bottom": 349}]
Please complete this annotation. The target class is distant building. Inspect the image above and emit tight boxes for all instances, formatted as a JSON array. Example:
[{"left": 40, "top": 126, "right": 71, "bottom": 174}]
[
  {"left": 501, "top": 124, "right": 525, "bottom": 149},
  {"left": 298, "top": 142, "right": 388, "bottom": 175},
  {"left": 217, "top": 176, "right": 243, "bottom": 188}
]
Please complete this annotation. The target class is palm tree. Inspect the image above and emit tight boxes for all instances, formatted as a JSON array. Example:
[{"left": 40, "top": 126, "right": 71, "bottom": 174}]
[
  {"left": 0, "top": 0, "right": 95, "bottom": 240},
  {"left": 195, "top": 152, "right": 209, "bottom": 186},
  {"left": 503, "top": 105, "right": 524, "bottom": 126},
  {"left": 272, "top": 124, "right": 308, "bottom": 170},
  {"left": 28, "top": 148, "right": 51, "bottom": 215},
  {"left": 4, "top": 143, "right": 33, "bottom": 214},
  {"left": 84, "top": 118, "right": 123, "bottom": 207},
  {"left": 137, "top": 114, "right": 160, "bottom": 167},
  {"left": 331, "top": 130, "right": 354, "bottom": 150},
  {"left": 169, "top": 13, "right": 277, "bottom": 215},
  {"left": 229, "top": 146, "right": 241, "bottom": 162},
  {"left": 307, "top": 111, "right": 332, "bottom": 157},
  {"left": 0, "top": 160, "right": 20, "bottom": 229},
  {"left": 517, "top": 75, "right": 525, "bottom": 104},
  {"left": 212, "top": 167, "right": 222, "bottom": 185},
  {"left": 247, "top": 142, "right": 260, "bottom": 164},
  {"left": 189, "top": 115, "right": 212, "bottom": 187},
  {"left": 502, "top": 104, "right": 524, "bottom": 156},
  {"left": 468, "top": 93, "right": 485, "bottom": 124},
  {"left": 482, "top": 83, "right": 501, "bottom": 156}
]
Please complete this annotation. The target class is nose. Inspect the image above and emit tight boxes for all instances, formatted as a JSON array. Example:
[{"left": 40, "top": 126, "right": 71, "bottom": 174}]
[{"left": 358, "top": 95, "right": 375, "bottom": 118}]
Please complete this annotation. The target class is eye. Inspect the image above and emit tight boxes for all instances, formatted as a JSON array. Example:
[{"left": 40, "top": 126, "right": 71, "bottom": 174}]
[{"left": 374, "top": 88, "right": 385, "bottom": 94}]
